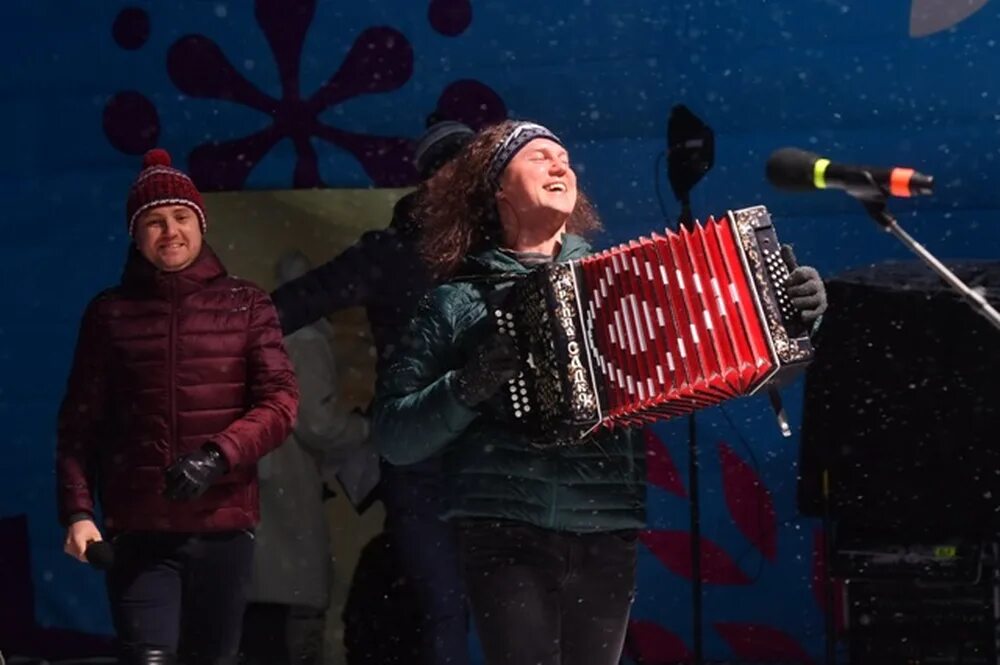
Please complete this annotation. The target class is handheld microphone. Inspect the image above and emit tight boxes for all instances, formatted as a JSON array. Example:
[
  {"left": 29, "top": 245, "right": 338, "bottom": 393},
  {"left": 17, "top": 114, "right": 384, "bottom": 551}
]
[
  {"left": 84, "top": 540, "right": 115, "bottom": 570},
  {"left": 766, "top": 147, "right": 933, "bottom": 198}
]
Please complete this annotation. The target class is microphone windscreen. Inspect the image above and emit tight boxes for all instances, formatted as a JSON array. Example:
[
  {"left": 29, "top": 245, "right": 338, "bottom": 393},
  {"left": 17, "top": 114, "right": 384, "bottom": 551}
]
[
  {"left": 766, "top": 147, "right": 821, "bottom": 191},
  {"left": 85, "top": 540, "right": 115, "bottom": 570}
]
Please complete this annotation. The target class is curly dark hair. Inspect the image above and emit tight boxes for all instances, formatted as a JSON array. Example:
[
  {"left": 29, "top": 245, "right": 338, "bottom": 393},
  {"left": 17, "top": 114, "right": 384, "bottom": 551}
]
[{"left": 417, "top": 120, "right": 602, "bottom": 280}]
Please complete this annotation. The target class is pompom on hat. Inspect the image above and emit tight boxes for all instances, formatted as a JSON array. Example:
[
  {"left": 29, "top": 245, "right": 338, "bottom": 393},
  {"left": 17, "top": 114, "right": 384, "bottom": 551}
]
[{"left": 126, "top": 148, "right": 207, "bottom": 236}]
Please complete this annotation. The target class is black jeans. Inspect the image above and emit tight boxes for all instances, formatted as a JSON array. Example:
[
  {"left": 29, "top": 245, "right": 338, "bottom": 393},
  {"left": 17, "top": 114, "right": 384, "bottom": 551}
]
[
  {"left": 458, "top": 520, "right": 637, "bottom": 665},
  {"left": 105, "top": 530, "right": 255, "bottom": 665}
]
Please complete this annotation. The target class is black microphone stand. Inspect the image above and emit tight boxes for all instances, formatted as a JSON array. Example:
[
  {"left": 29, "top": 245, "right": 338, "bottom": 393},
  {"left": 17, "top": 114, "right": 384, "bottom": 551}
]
[
  {"left": 849, "top": 179, "right": 1000, "bottom": 332},
  {"left": 667, "top": 105, "right": 714, "bottom": 665},
  {"left": 672, "top": 195, "right": 705, "bottom": 665},
  {"left": 675, "top": 198, "right": 705, "bottom": 665}
]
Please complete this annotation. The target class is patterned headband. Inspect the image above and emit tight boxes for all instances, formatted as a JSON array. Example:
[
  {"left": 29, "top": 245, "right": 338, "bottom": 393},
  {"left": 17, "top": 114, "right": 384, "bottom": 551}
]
[{"left": 485, "top": 121, "right": 563, "bottom": 185}]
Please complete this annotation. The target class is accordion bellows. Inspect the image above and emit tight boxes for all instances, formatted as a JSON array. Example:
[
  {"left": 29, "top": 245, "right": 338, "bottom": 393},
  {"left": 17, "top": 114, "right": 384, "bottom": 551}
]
[{"left": 492, "top": 205, "right": 814, "bottom": 444}]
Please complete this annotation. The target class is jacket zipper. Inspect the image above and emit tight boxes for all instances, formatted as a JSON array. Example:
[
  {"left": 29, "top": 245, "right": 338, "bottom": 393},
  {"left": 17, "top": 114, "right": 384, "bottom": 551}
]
[{"left": 168, "top": 277, "right": 178, "bottom": 459}]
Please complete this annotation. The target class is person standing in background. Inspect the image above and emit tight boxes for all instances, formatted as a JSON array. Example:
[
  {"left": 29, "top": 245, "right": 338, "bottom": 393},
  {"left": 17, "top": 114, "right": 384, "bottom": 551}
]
[
  {"left": 270, "top": 115, "right": 476, "bottom": 665},
  {"left": 240, "top": 250, "right": 371, "bottom": 665}
]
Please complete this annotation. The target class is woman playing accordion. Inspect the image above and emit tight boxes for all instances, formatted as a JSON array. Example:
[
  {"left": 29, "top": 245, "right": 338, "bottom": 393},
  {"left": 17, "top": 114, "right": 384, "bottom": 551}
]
[{"left": 372, "top": 119, "right": 826, "bottom": 665}]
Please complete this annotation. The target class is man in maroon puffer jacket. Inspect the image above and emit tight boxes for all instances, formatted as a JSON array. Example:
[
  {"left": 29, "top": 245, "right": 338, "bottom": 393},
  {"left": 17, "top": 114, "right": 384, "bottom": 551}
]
[{"left": 56, "top": 148, "right": 299, "bottom": 665}]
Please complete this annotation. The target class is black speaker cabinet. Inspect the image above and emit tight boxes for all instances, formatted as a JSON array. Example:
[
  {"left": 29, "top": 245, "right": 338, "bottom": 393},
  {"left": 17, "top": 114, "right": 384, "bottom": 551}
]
[{"left": 799, "top": 261, "right": 1000, "bottom": 540}]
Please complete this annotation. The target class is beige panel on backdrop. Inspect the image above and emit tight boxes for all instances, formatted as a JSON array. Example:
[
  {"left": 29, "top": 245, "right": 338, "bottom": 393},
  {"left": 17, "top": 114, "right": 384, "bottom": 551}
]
[{"left": 204, "top": 187, "right": 412, "bottom": 665}]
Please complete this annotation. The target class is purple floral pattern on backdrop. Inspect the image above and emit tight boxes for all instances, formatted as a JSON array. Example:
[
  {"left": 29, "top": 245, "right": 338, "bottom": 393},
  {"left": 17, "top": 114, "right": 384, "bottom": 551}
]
[
  {"left": 433, "top": 79, "right": 507, "bottom": 130},
  {"left": 103, "top": 91, "right": 160, "bottom": 155},
  {"left": 428, "top": 0, "right": 473, "bottom": 36},
  {"left": 112, "top": 7, "right": 150, "bottom": 50},
  {"left": 167, "top": 0, "right": 415, "bottom": 190},
  {"left": 103, "top": 8, "right": 158, "bottom": 155},
  {"left": 102, "top": 0, "right": 509, "bottom": 190}
]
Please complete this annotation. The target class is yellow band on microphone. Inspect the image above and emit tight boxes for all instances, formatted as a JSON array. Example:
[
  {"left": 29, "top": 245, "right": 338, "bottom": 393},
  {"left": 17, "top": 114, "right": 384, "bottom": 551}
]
[{"left": 813, "top": 158, "right": 830, "bottom": 189}]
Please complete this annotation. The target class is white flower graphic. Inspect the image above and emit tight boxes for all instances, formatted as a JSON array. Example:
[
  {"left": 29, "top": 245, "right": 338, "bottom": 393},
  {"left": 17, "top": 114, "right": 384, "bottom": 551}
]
[{"left": 910, "top": 0, "right": 989, "bottom": 37}]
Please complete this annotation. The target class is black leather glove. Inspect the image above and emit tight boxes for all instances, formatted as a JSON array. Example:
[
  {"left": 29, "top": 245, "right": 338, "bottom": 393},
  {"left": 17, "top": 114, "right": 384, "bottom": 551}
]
[
  {"left": 164, "top": 443, "right": 229, "bottom": 501},
  {"left": 780, "top": 244, "right": 828, "bottom": 326},
  {"left": 454, "top": 333, "right": 520, "bottom": 407}
]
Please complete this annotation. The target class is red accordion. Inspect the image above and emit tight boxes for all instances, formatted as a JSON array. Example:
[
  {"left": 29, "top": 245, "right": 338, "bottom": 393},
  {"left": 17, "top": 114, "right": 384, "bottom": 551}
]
[{"left": 492, "top": 205, "right": 814, "bottom": 443}]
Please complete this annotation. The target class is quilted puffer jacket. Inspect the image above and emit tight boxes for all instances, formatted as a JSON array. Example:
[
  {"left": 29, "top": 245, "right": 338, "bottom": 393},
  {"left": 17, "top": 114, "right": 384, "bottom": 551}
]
[
  {"left": 56, "top": 245, "right": 299, "bottom": 532},
  {"left": 372, "top": 234, "right": 646, "bottom": 532}
]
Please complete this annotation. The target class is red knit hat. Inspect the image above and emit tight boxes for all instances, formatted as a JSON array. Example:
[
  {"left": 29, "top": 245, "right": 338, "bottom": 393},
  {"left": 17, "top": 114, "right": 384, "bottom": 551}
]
[{"left": 126, "top": 148, "right": 207, "bottom": 236}]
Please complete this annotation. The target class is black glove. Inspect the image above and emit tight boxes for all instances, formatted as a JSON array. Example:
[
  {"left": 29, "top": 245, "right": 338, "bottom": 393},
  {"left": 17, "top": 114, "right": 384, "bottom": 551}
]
[
  {"left": 454, "top": 333, "right": 520, "bottom": 407},
  {"left": 164, "top": 443, "right": 229, "bottom": 501},
  {"left": 780, "top": 244, "right": 828, "bottom": 326}
]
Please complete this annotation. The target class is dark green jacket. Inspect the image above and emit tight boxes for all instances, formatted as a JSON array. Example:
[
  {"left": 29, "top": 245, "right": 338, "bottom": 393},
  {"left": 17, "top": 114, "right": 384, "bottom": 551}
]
[{"left": 372, "top": 234, "right": 646, "bottom": 532}]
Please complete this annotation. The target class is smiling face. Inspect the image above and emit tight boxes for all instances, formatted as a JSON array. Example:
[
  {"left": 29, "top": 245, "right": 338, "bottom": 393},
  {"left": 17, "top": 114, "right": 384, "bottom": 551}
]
[
  {"left": 134, "top": 204, "right": 203, "bottom": 272},
  {"left": 496, "top": 137, "right": 577, "bottom": 220}
]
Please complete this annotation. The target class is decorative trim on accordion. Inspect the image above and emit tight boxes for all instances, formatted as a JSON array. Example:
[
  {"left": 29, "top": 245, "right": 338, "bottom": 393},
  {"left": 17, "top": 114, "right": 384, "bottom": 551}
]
[
  {"left": 550, "top": 262, "right": 603, "bottom": 423},
  {"left": 730, "top": 205, "right": 814, "bottom": 371}
]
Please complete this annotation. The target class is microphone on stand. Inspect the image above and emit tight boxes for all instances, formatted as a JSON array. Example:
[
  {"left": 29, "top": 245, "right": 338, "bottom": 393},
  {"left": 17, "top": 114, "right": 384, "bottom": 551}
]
[
  {"left": 85, "top": 540, "right": 115, "bottom": 570},
  {"left": 766, "top": 147, "right": 934, "bottom": 198},
  {"left": 767, "top": 147, "right": 1000, "bottom": 334}
]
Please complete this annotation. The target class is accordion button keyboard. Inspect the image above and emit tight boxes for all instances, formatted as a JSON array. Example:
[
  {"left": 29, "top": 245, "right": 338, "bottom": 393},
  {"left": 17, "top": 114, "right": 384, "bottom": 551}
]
[{"left": 764, "top": 248, "right": 798, "bottom": 323}]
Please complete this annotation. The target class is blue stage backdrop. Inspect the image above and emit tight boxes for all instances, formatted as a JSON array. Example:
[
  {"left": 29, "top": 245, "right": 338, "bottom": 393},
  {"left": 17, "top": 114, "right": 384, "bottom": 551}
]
[{"left": 2, "top": 1, "right": 999, "bottom": 661}]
